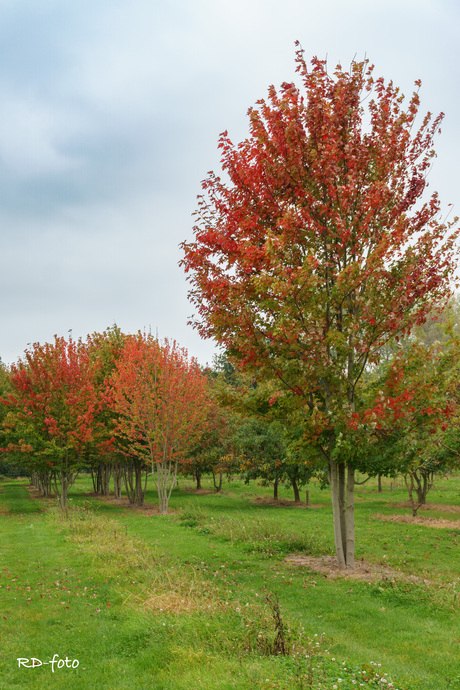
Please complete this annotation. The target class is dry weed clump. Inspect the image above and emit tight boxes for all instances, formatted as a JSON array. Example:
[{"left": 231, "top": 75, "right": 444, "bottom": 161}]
[
  {"left": 389, "top": 502, "right": 460, "bottom": 514},
  {"left": 374, "top": 512, "right": 460, "bottom": 529}
]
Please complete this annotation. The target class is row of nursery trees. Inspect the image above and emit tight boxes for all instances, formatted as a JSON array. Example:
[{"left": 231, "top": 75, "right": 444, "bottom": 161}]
[
  {"left": 0, "top": 316, "right": 459, "bottom": 518},
  {"left": 0, "top": 326, "right": 319, "bottom": 511},
  {"left": 0, "top": 325, "right": 328, "bottom": 513},
  {"left": 0, "top": 329, "right": 211, "bottom": 513}
]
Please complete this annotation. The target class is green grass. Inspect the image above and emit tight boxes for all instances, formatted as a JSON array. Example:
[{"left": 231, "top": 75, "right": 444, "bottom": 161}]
[{"left": 0, "top": 473, "right": 458, "bottom": 689}]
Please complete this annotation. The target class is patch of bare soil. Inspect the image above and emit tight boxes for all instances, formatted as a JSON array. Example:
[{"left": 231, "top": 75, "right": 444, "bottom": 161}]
[
  {"left": 251, "top": 496, "right": 324, "bottom": 508},
  {"left": 26, "top": 484, "right": 46, "bottom": 497},
  {"left": 87, "top": 493, "right": 179, "bottom": 515},
  {"left": 389, "top": 502, "right": 460, "bottom": 514},
  {"left": 285, "top": 555, "right": 412, "bottom": 582},
  {"left": 374, "top": 513, "right": 460, "bottom": 529},
  {"left": 24, "top": 485, "right": 54, "bottom": 507},
  {"left": 181, "top": 488, "right": 218, "bottom": 495}
]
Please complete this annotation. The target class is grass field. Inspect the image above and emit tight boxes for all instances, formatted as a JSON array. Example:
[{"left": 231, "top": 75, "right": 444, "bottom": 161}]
[{"left": 0, "top": 473, "right": 458, "bottom": 689}]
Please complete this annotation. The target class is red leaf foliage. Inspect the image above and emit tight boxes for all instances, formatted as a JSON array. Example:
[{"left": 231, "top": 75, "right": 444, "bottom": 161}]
[
  {"left": 106, "top": 334, "right": 210, "bottom": 466},
  {"left": 5, "top": 336, "right": 99, "bottom": 460},
  {"left": 181, "top": 49, "right": 459, "bottom": 436}
]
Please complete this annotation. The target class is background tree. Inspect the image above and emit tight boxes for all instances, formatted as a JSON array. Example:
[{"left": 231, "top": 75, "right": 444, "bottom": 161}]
[
  {"left": 236, "top": 418, "right": 312, "bottom": 502},
  {"left": 179, "top": 401, "right": 237, "bottom": 491},
  {"left": 181, "top": 49, "right": 459, "bottom": 568},
  {"left": 357, "top": 337, "right": 457, "bottom": 515},
  {"left": 3, "top": 336, "right": 98, "bottom": 508},
  {"left": 86, "top": 325, "right": 127, "bottom": 498},
  {"left": 107, "top": 334, "right": 210, "bottom": 513},
  {"left": 0, "top": 361, "right": 29, "bottom": 478}
]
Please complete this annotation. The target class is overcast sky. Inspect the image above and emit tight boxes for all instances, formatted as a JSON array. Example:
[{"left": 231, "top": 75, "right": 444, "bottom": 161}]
[{"left": 0, "top": 0, "right": 458, "bottom": 366}]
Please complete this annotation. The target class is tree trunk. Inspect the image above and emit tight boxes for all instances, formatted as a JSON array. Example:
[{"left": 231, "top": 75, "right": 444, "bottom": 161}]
[
  {"left": 273, "top": 476, "right": 279, "bottom": 501},
  {"left": 404, "top": 472, "right": 422, "bottom": 517},
  {"left": 329, "top": 458, "right": 355, "bottom": 569},
  {"left": 329, "top": 458, "right": 346, "bottom": 569},
  {"left": 123, "top": 465, "right": 136, "bottom": 504},
  {"left": 338, "top": 463, "right": 346, "bottom": 555},
  {"left": 134, "top": 464, "right": 146, "bottom": 506},
  {"left": 53, "top": 467, "right": 78, "bottom": 512},
  {"left": 404, "top": 468, "right": 432, "bottom": 516},
  {"left": 101, "top": 463, "right": 111, "bottom": 496},
  {"left": 213, "top": 470, "right": 223, "bottom": 492},
  {"left": 195, "top": 470, "right": 202, "bottom": 490},
  {"left": 38, "top": 470, "right": 52, "bottom": 497},
  {"left": 346, "top": 465, "right": 355, "bottom": 569},
  {"left": 93, "top": 465, "right": 103, "bottom": 494},
  {"left": 112, "top": 465, "right": 123, "bottom": 499},
  {"left": 416, "top": 471, "right": 428, "bottom": 506},
  {"left": 151, "top": 454, "right": 176, "bottom": 515},
  {"left": 123, "top": 463, "right": 147, "bottom": 506},
  {"left": 291, "top": 477, "right": 300, "bottom": 503},
  {"left": 91, "top": 467, "right": 98, "bottom": 493},
  {"left": 59, "top": 471, "right": 69, "bottom": 511},
  {"left": 378, "top": 475, "right": 382, "bottom": 492}
]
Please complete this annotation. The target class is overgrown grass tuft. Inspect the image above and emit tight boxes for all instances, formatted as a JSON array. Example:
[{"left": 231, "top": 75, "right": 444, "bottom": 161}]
[
  {"left": 179, "top": 501, "right": 332, "bottom": 557},
  {"left": 368, "top": 577, "right": 459, "bottom": 612}
]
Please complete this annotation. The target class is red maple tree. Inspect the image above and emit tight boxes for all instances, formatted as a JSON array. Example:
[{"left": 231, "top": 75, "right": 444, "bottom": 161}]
[
  {"left": 107, "top": 334, "right": 210, "bottom": 513},
  {"left": 181, "top": 48, "right": 459, "bottom": 568},
  {"left": 4, "top": 336, "right": 98, "bottom": 508}
]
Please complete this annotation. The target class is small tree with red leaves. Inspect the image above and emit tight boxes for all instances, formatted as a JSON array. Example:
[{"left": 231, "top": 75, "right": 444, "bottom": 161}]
[
  {"left": 107, "top": 334, "right": 210, "bottom": 513},
  {"left": 181, "top": 47, "right": 459, "bottom": 568},
  {"left": 4, "top": 336, "right": 98, "bottom": 509}
]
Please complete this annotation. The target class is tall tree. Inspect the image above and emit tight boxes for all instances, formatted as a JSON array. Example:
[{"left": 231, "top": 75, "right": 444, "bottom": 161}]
[{"left": 181, "top": 48, "right": 459, "bottom": 568}]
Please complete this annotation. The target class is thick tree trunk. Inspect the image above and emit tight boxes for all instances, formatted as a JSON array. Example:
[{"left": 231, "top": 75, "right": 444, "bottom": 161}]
[
  {"left": 329, "top": 459, "right": 346, "bottom": 569},
  {"left": 329, "top": 458, "right": 355, "bottom": 569},
  {"left": 378, "top": 475, "right": 382, "bottom": 492},
  {"left": 291, "top": 477, "right": 300, "bottom": 503},
  {"left": 195, "top": 471, "right": 202, "bottom": 490},
  {"left": 346, "top": 465, "right": 355, "bottom": 569}
]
